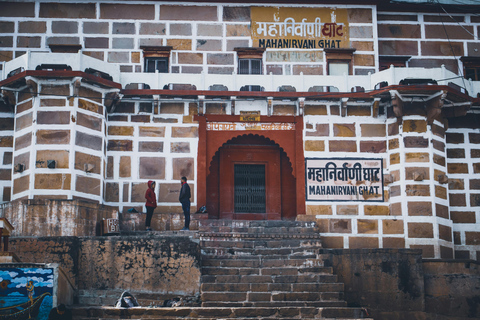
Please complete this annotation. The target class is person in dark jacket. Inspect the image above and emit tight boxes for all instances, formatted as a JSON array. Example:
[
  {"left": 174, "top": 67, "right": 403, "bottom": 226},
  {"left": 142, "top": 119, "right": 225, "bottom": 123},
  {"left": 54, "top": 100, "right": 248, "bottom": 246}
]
[
  {"left": 179, "top": 177, "right": 191, "bottom": 231},
  {"left": 144, "top": 180, "right": 157, "bottom": 231}
]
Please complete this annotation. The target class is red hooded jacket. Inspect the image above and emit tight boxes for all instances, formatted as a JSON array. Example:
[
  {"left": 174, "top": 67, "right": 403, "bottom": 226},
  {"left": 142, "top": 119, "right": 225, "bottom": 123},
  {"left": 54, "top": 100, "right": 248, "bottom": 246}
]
[{"left": 145, "top": 180, "right": 157, "bottom": 208}]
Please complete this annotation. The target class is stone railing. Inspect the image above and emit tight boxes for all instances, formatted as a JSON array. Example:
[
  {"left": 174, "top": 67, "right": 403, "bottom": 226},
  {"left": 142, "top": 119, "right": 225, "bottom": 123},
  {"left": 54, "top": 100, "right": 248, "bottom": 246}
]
[{"left": 2, "top": 52, "right": 479, "bottom": 97}]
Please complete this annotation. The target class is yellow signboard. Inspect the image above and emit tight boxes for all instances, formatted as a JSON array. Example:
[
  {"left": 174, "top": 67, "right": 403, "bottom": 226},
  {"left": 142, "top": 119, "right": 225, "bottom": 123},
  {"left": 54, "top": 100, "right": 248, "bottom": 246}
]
[
  {"left": 240, "top": 115, "right": 261, "bottom": 122},
  {"left": 251, "top": 7, "right": 349, "bottom": 49}
]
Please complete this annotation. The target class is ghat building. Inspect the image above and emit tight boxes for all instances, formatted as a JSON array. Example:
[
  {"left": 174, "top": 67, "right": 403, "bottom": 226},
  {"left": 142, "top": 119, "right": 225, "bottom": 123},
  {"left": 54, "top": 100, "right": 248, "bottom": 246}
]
[
  {"left": 0, "top": 0, "right": 480, "bottom": 258},
  {"left": 0, "top": 0, "right": 479, "bottom": 316}
]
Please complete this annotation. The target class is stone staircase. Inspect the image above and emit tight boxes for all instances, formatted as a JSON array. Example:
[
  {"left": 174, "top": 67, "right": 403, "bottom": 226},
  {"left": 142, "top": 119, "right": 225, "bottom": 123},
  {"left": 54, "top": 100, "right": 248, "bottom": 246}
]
[
  {"left": 72, "top": 219, "right": 372, "bottom": 319},
  {"left": 197, "top": 220, "right": 372, "bottom": 319}
]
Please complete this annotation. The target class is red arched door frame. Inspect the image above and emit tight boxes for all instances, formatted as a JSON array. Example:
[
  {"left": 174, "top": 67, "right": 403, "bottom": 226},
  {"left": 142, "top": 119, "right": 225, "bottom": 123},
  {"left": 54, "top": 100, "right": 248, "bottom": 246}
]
[{"left": 195, "top": 115, "right": 305, "bottom": 219}]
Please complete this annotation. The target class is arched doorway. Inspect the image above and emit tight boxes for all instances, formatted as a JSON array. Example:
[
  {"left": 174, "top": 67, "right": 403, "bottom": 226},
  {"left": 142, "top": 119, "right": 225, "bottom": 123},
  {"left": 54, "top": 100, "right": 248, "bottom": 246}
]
[{"left": 206, "top": 134, "right": 296, "bottom": 220}]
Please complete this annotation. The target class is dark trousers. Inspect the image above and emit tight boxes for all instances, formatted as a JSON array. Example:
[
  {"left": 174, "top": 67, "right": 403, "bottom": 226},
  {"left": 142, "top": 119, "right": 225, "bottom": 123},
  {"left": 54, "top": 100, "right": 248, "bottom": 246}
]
[
  {"left": 181, "top": 200, "right": 190, "bottom": 229},
  {"left": 145, "top": 206, "right": 154, "bottom": 228}
]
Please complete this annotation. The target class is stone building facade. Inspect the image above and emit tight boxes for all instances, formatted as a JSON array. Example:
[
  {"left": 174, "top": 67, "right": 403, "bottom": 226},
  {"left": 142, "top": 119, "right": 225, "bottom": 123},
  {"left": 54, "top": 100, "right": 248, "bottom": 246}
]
[{"left": 0, "top": 0, "right": 479, "bottom": 260}]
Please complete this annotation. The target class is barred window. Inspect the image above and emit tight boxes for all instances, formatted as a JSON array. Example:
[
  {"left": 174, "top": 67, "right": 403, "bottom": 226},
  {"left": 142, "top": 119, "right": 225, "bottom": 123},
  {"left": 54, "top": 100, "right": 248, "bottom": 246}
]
[
  {"left": 239, "top": 58, "right": 262, "bottom": 75},
  {"left": 145, "top": 57, "right": 168, "bottom": 73}
]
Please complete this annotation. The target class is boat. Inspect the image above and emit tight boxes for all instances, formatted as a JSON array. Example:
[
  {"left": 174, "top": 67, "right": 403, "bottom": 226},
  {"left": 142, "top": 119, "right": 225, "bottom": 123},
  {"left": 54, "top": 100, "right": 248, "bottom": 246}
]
[{"left": 0, "top": 292, "right": 51, "bottom": 320}]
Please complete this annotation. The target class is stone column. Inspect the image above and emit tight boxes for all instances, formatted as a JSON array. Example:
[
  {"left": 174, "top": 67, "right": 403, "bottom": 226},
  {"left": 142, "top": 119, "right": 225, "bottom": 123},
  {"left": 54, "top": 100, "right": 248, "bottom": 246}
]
[
  {"left": 11, "top": 76, "right": 113, "bottom": 203},
  {"left": 388, "top": 91, "right": 453, "bottom": 259}
]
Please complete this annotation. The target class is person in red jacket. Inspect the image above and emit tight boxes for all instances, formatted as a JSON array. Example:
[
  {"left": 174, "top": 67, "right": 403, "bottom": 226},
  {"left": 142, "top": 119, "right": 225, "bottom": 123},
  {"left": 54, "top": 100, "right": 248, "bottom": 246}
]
[{"left": 144, "top": 180, "right": 157, "bottom": 231}]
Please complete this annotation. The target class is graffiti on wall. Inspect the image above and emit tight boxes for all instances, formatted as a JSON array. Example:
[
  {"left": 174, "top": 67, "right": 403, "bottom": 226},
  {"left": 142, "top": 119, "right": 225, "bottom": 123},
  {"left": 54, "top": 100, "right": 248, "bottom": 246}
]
[{"left": 0, "top": 268, "right": 53, "bottom": 320}]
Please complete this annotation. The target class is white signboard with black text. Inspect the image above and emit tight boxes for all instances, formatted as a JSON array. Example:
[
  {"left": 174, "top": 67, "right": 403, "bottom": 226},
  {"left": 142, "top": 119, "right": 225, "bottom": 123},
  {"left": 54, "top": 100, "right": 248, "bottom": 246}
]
[{"left": 306, "top": 158, "right": 384, "bottom": 202}]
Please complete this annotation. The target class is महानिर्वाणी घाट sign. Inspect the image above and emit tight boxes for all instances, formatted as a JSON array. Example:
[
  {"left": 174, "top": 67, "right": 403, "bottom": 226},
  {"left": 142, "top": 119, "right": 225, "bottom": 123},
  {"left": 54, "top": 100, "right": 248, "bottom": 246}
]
[
  {"left": 251, "top": 6, "right": 349, "bottom": 49},
  {"left": 305, "top": 158, "right": 384, "bottom": 202}
]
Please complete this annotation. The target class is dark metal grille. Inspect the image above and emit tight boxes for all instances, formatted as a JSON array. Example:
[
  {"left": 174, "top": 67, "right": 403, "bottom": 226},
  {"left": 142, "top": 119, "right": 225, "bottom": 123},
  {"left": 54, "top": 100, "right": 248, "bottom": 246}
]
[{"left": 234, "top": 164, "right": 266, "bottom": 213}]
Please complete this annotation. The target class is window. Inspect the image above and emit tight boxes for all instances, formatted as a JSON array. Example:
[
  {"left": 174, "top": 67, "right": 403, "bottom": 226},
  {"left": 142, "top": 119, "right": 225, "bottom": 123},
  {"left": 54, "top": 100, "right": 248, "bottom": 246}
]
[
  {"left": 141, "top": 46, "right": 172, "bottom": 73},
  {"left": 461, "top": 57, "right": 480, "bottom": 81},
  {"left": 324, "top": 48, "right": 356, "bottom": 75},
  {"left": 234, "top": 47, "right": 265, "bottom": 75},
  {"left": 239, "top": 59, "right": 262, "bottom": 74},
  {"left": 145, "top": 57, "right": 168, "bottom": 73}
]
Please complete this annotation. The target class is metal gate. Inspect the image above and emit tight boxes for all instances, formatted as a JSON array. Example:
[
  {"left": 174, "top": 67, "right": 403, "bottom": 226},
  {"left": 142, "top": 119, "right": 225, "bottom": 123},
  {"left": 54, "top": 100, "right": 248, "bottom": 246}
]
[{"left": 234, "top": 164, "right": 266, "bottom": 213}]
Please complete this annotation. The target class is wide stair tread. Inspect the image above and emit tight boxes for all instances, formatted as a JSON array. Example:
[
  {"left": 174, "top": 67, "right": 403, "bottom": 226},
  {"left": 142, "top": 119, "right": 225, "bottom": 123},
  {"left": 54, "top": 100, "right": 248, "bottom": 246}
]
[{"left": 72, "top": 306, "right": 373, "bottom": 319}]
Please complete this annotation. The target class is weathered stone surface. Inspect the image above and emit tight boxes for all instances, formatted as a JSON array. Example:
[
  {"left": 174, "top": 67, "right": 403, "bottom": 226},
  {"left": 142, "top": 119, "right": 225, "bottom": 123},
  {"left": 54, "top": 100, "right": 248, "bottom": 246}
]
[
  {"left": 404, "top": 136, "right": 428, "bottom": 148},
  {"left": 449, "top": 193, "right": 466, "bottom": 207},
  {"left": 170, "top": 23, "right": 192, "bottom": 36},
  {"left": 76, "top": 175, "right": 100, "bottom": 195},
  {"left": 306, "top": 123, "right": 328, "bottom": 136},
  {"left": 330, "top": 219, "right": 351, "bottom": 233},
  {"left": 470, "top": 194, "right": 480, "bottom": 207},
  {"left": 358, "top": 219, "right": 378, "bottom": 234},
  {"left": 347, "top": 106, "right": 370, "bottom": 116},
  {"left": 329, "top": 140, "right": 356, "bottom": 152},
  {"left": 360, "top": 141, "right": 386, "bottom": 153},
  {"left": 15, "top": 112, "right": 32, "bottom": 131},
  {"left": 139, "top": 157, "right": 165, "bottom": 179},
  {"left": 365, "top": 205, "right": 389, "bottom": 216},
  {"left": 205, "top": 103, "right": 226, "bottom": 114},
  {"left": 107, "top": 140, "right": 132, "bottom": 152},
  {"left": 197, "top": 39, "right": 222, "bottom": 51},
  {"left": 0, "top": 168, "right": 11, "bottom": 181},
  {"left": 348, "top": 237, "right": 378, "bottom": 249},
  {"left": 172, "top": 158, "right": 194, "bottom": 180},
  {"left": 360, "top": 124, "right": 385, "bottom": 137},
  {"left": 172, "top": 127, "right": 198, "bottom": 138},
  {"left": 305, "top": 140, "right": 325, "bottom": 152},
  {"left": 435, "top": 185, "right": 447, "bottom": 200},
  {"left": 76, "top": 131, "right": 102, "bottom": 151},
  {"left": 465, "top": 232, "right": 480, "bottom": 245},
  {"left": 140, "top": 23, "right": 166, "bottom": 35},
  {"left": 436, "top": 203, "right": 449, "bottom": 219},
  {"left": 390, "top": 153, "right": 400, "bottom": 165},
  {"left": 405, "top": 167, "right": 429, "bottom": 181},
  {"left": 139, "top": 141, "right": 164, "bottom": 153},
  {"left": 160, "top": 5, "right": 217, "bottom": 21},
  {"left": 3, "top": 152, "right": 12, "bottom": 165},
  {"left": 171, "top": 142, "right": 190, "bottom": 153},
  {"left": 333, "top": 123, "right": 355, "bottom": 137},
  {"left": 74, "top": 152, "right": 100, "bottom": 174},
  {"left": 438, "top": 224, "right": 452, "bottom": 242},
  {"left": 37, "top": 111, "right": 70, "bottom": 125},
  {"left": 198, "top": 24, "right": 223, "bottom": 36},
  {"left": 35, "top": 173, "right": 71, "bottom": 190},
  {"left": 379, "top": 40, "right": 418, "bottom": 55},
  {"left": 450, "top": 211, "right": 477, "bottom": 223},
  {"left": 18, "top": 100, "right": 33, "bottom": 113},
  {"left": 272, "top": 105, "right": 295, "bottom": 115},
  {"left": 40, "top": 3, "right": 95, "bottom": 18},
  {"left": 336, "top": 205, "right": 358, "bottom": 215},
  {"left": 448, "top": 163, "right": 469, "bottom": 174},
  {"left": 378, "top": 24, "right": 421, "bottom": 38},
  {"left": 223, "top": 6, "right": 250, "bottom": 21},
  {"left": 446, "top": 132, "right": 464, "bottom": 144},
  {"left": 158, "top": 183, "right": 195, "bottom": 203},
  {"left": 139, "top": 127, "right": 165, "bottom": 137},
  {"left": 408, "top": 222, "right": 434, "bottom": 238},
  {"left": 390, "top": 185, "right": 401, "bottom": 197},
  {"left": 447, "top": 148, "right": 465, "bottom": 158},
  {"left": 405, "top": 152, "right": 429, "bottom": 162},
  {"left": 108, "top": 126, "right": 134, "bottom": 136},
  {"left": 84, "top": 37, "right": 109, "bottom": 49},
  {"left": 105, "top": 182, "right": 119, "bottom": 202},
  {"left": 406, "top": 185, "right": 430, "bottom": 197},
  {"left": 408, "top": 202, "right": 432, "bottom": 216},
  {"left": 35, "top": 150, "right": 69, "bottom": 169},
  {"left": 108, "top": 52, "right": 129, "bottom": 63},
  {"left": 421, "top": 41, "right": 463, "bottom": 56},
  {"left": 19, "top": 21, "right": 46, "bottom": 33},
  {"left": 166, "top": 39, "right": 192, "bottom": 50},
  {"left": 13, "top": 175, "right": 29, "bottom": 194},
  {"left": 100, "top": 4, "right": 154, "bottom": 19},
  {"left": 119, "top": 156, "right": 131, "bottom": 178},
  {"left": 36, "top": 130, "right": 70, "bottom": 145},
  {"left": 78, "top": 99, "right": 103, "bottom": 115},
  {"left": 383, "top": 220, "right": 404, "bottom": 234},
  {"left": 304, "top": 105, "right": 328, "bottom": 115},
  {"left": 83, "top": 22, "right": 108, "bottom": 34},
  {"left": 1, "top": 2, "right": 35, "bottom": 17},
  {"left": 306, "top": 205, "right": 332, "bottom": 215}
]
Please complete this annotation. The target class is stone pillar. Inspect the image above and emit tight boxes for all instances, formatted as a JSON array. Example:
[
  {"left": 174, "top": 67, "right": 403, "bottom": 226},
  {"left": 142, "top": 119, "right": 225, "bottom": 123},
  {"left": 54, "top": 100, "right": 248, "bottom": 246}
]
[
  {"left": 388, "top": 91, "right": 453, "bottom": 259},
  {"left": 11, "top": 76, "right": 114, "bottom": 203}
]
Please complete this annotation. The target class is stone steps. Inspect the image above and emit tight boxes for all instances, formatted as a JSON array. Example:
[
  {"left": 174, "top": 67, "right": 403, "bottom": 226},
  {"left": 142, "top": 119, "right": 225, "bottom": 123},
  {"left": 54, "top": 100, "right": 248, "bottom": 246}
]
[{"left": 72, "top": 306, "right": 373, "bottom": 319}]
